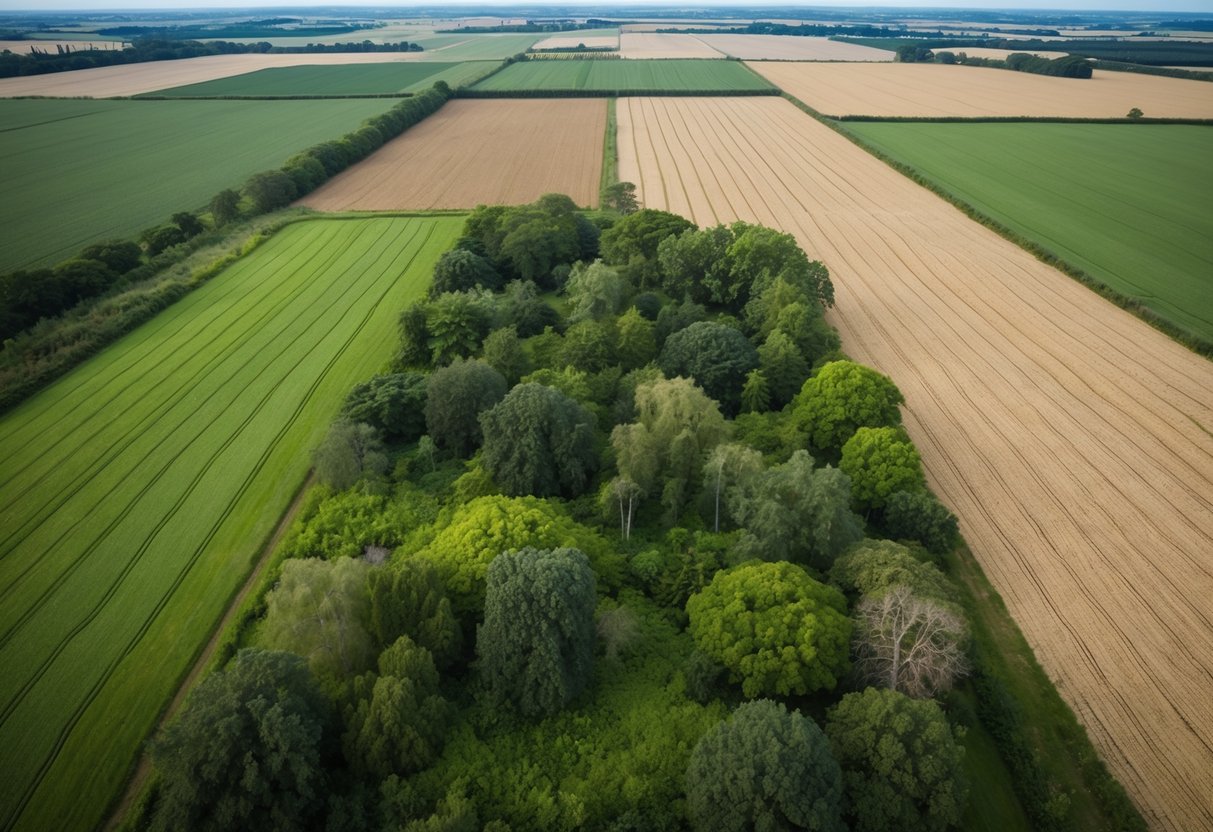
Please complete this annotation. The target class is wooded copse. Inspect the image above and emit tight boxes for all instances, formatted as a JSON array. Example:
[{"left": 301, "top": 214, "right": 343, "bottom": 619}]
[{"left": 135, "top": 194, "right": 977, "bottom": 831}]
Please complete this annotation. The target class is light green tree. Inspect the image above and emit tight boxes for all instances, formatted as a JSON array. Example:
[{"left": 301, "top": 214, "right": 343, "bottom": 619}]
[
  {"left": 794, "top": 360, "right": 904, "bottom": 454},
  {"left": 839, "top": 427, "right": 926, "bottom": 512}
]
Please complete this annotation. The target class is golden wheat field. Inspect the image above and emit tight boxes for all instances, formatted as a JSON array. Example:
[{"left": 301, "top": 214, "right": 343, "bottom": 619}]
[
  {"left": 299, "top": 99, "right": 606, "bottom": 210},
  {"left": 618, "top": 33, "right": 724, "bottom": 59},
  {"left": 700, "top": 34, "right": 894, "bottom": 60},
  {"left": 532, "top": 34, "right": 619, "bottom": 50},
  {"left": 0, "top": 52, "right": 435, "bottom": 98},
  {"left": 750, "top": 61, "right": 1213, "bottom": 118},
  {"left": 618, "top": 95, "right": 1213, "bottom": 832}
]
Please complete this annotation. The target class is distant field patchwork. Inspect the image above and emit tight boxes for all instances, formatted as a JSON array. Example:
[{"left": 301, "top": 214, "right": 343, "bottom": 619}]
[
  {"left": 0, "top": 98, "right": 394, "bottom": 271},
  {"left": 142, "top": 61, "right": 497, "bottom": 97},
  {"left": 844, "top": 122, "right": 1213, "bottom": 340},
  {"left": 0, "top": 215, "right": 461, "bottom": 832},
  {"left": 471, "top": 58, "right": 774, "bottom": 92}
]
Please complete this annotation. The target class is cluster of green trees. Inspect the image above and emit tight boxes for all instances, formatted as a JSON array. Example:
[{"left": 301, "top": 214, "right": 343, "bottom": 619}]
[
  {"left": 139, "top": 196, "right": 978, "bottom": 831},
  {"left": 898, "top": 43, "right": 1093, "bottom": 77}
]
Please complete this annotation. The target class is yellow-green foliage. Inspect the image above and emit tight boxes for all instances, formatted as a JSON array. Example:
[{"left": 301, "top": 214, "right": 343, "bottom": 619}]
[
  {"left": 687, "top": 561, "right": 852, "bottom": 697},
  {"left": 410, "top": 495, "right": 620, "bottom": 610}
]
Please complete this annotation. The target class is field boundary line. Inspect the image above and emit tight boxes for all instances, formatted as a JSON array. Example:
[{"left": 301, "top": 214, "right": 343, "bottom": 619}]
[
  {"left": 779, "top": 91, "right": 1213, "bottom": 358},
  {"left": 100, "top": 472, "right": 316, "bottom": 832}
]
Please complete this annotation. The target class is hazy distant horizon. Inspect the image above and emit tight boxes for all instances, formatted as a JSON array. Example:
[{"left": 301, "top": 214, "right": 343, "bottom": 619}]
[{"left": 2, "top": 0, "right": 1212, "bottom": 14}]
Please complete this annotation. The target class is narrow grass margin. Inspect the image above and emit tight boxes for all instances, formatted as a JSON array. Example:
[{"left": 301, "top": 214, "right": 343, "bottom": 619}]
[
  {"left": 779, "top": 92, "right": 1213, "bottom": 358},
  {"left": 600, "top": 97, "right": 619, "bottom": 197}
]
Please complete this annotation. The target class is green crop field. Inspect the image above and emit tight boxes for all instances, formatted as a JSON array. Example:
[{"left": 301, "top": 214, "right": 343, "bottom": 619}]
[
  {"left": 0, "top": 98, "right": 395, "bottom": 273},
  {"left": 142, "top": 61, "right": 497, "bottom": 97},
  {"left": 471, "top": 58, "right": 775, "bottom": 92},
  {"left": 0, "top": 215, "right": 460, "bottom": 832},
  {"left": 419, "top": 33, "right": 544, "bottom": 59},
  {"left": 844, "top": 122, "right": 1213, "bottom": 341}
]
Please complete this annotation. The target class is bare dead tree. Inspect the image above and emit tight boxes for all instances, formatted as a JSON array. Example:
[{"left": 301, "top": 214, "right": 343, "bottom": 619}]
[{"left": 853, "top": 585, "right": 968, "bottom": 698}]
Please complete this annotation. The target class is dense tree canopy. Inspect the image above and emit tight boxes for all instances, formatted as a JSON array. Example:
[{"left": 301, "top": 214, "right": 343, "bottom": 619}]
[
  {"left": 830, "top": 540, "right": 959, "bottom": 605},
  {"left": 599, "top": 209, "right": 695, "bottom": 287},
  {"left": 424, "top": 359, "right": 507, "bottom": 456},
  {"left": 615, "top": 306, "right": 657, "bottom": 371},
  {"left": 728, "top": 450, "right": 863, "bottom": 570},
  {"left": 882, "top": 491, "right": 960, "bottom": 554},
  {"left": 564, "top": 259, "right": 630, "bottom": 323},
  {"left": 479, "top": 382, "right": 598, "bottom": 498},
  {"left": 430, "top": 248, "right": 502, "bottom": 297},
  {"left": 686, "top": 699, "right": 845, "bottom": 832},
  {"left": 686, "top": 561, "right": 852, "bottom": 697},
  {"left": 477, "top": 547, "right": 597, "bottom": 717},
  {"left": 313, "top": 420, "right": 389, "bottom": 491},
  {"left": 481, "top": 325, "right": 530, "bottom": 385},
  {"left": 657, "top": 224, "right": 735, "bottom": 305},
  {"left": 794, "top": 361, "right": 905, "bottom": 454},
  {"left": 150, "top": 649, "right": 329, "bottom": 832},
  {"left": 840, "top": 427, "right": 926, "bottom": 512},
  {"left": 826, "top": 688, "right": 969, "bottom": 832},
  {"left": 368, "top": 559, "right": 461, "bottom": 668},
  {"left": 659, "top": 321, "right": 759, "bottom": 415},
  {"left": 758, "top": 328, "right": 810, "bottom": 408},
  {"left": 342, "top": 372, "right": 428, "bottom": 441}
]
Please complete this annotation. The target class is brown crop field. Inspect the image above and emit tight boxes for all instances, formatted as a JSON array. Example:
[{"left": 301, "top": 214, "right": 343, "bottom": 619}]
[
  {"left": 618, "top": 33, "right": 724, "bottom": 59},
  {"left": 618, "top": 95, "right": 1213, "bottom": 832},
  {"left": 749, "top": 62, "right": 1213, "bottom": 118},
  {"left": 532, "top": 35, "right": 619, "bottom": 50},
  {"left": 700, "top": 35, "right": 893, "bottom": 61},
  {"left": 0, "top": 53, "right": 434, "bottom": 98},
  {"left": 300, "top": 99, "right": 606, "bottom": 210}
]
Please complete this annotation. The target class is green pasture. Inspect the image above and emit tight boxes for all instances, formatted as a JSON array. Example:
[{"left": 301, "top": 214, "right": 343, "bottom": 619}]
[
  {"left": 471, "top": 58, "right": 775, "bottom": 92},
  {"left": 844, "top": 122, "right": 1213, "bottom": 341},
  {"left": 0, "top": 98, "right": 395, "bottom": 273},
  {"left": 0, "top": 215, "right": 460, "bottom": 832},
  {"left": 142, "top": 61, "right": 495, "bottom": 97},
  {"left": 420, "top": 33, "right": 544, "bottom": 60}
]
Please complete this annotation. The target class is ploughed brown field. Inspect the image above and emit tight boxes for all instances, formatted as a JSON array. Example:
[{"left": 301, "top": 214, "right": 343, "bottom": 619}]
[
  {"left": 0, "top": 52, "right": 434, "bottom": 98},
  {"left": 749, "top": 61, "right": 1213, "bottom": 118},
  {"left": 299, "top": 99, "right": 606, "bottom": 210},
  {"left": 618, "top": 95, "right": 1213, "bottom": 832}
]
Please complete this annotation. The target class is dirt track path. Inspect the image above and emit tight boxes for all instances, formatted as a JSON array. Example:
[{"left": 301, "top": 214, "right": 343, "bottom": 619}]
[{"left": 618, "top": 96, "right": 1213, "bottom": 832}]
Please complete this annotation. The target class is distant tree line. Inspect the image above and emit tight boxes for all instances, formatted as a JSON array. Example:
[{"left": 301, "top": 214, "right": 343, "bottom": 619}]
[
  {"left": 437, "top": 19, "right": 617, "bottom": 34},
  {"left": 896, "top": 43, "right": 1094, "bottom": 78},
  {"left": 0, "top": 37, "right": 423, "bottom": 78}
]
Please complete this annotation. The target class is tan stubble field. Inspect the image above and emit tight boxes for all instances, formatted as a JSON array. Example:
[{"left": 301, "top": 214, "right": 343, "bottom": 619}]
[
  {"left": 750, "top": 61, "right": 1213, "bottom": 118},
  {"left": 299, "top": 99, "right": 606, "bottom": 210},
  {"left": 618, "top": 96, "right": 1213, "bottom": 832}
]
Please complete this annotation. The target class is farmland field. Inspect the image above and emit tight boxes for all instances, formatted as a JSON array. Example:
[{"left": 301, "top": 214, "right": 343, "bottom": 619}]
[
  {"left": 416, "top": 33, "right": 543, "bottom": 59},
  {"left": 142, "top": 61, "right": 495, "bottom": 97},
  {"left": 532, "top": 27, "right": 620, "bottom": 50},
  {"left": 750, "top": 62, "right": 1213, "bottom": 118},
  {"left": 0, "top": 215, "right": 461, "bottom": 832},
  {"left": 471, "top": 58, "right": 773, "bottom": 91},
  {"left": 0, "top": 52, "right": 440, "bottom": 98},
  {"left": 618, "top": 96, "right": 1213, "bottom": 832},
  {"left": 700, "top": 34, "right": 894, "bottom": 60},
  {"left": 300, "top": 99, "right": 606, "bottom": 210},
  {"left": 617, "top": 32, "right": 724, "bottom": 58},
  {"left": 0, "top": 98, "right": 394, "bottom": 271},
  {"left": 843, "top": 122, "right": 1213, "bottom": 341}
]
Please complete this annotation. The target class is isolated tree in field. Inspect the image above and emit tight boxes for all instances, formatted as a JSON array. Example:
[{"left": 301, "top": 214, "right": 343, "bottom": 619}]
[
  {"left": 686, "top": 699, "right": 845, "bottom": 832},
  {"left": 343, "top": 635, "right": 449, "bottom": 779},
  {"left": 243, "top": 169, "right": 296, "bottom": 213},
  {"left": 659, "top": 321, "right": 759, "bottom": 415},
  {"left": 794, "top": 360, "right": 905, "bottom": 454},
  {"left": 477, "top": 547, "right": 597, "bottom": 716},
  {"left": 840, "top": 427, "right": 926, "bottom": 512},
  {"left": 826, "top": 688, "right": 968, "bottom": 832},
  {"left": 481, "top": 325, "right": 530, "bottom": 385},
  {"left": 565, "top": 259, "right": 630, "bottom": 322},
  {"left": 209, "top": 188, "right": 241, "bottom": 226},
  {"left": 758, "top": 328, "right": 810, "bottom": 408},
  {"left": 429, "top": 248, "right": 501, "bottom": 296},
  {"left": 601, "top": 181, "right": 639, "bottom": 214},
  {"left": 830, "top": 539, "right": 959, "bottom": 605},
  {"left": 853, "top": 585, "right": 968, "bottom": 698},
  {"left": 612, "top": 376, "right": 728, "bottom": 522},
  {"left": 702, "top": 442, "right": 763, "bottom": 532},
  {"left": 342, "top": 372, "right": 427, "bottom": 441},
  {"left": 687, "top": 561, "right": 851, "bottom": 697},
  {"left": 599, "top": 208, "right": 695, "bottom": 287},
  {"left": 657, "top": 224, "right": 735, "bottom": 304},
  {"left": 882, "top": 490, "right": 959, "bottom": 554},
  {"left": 368, "top": 559, "right": 461, "bottom": 667},
  {"left": 313, "top": 420, "right": 389, "bottom": 490},
  {"left": 424, "top": 359, "right": 507, "bottom": 457},
  {"left": 260, "top": 556, "right": 374, "bottom": 682},
  {"left": 150, "top": 649, "right": 328, "bottom": 832},
  {"left": 728, "top": 450, "right": 863, "bottom": 570},
  {"left": 479, "top": 382, "right": 598, "bottom": 498},
  {"left": 1127, "top": 107, "right": 1144, "bottom": 119},
  {"left": 615, "top": 306, "right": 657, "bottom": 370},
  {"left": 413, "top": 495, "right": 613, "bottom": 612}
]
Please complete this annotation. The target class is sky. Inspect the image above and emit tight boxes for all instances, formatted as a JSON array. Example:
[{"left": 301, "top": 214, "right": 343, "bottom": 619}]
[{"left": 2, "top": 0, "right": 1211, "bottom": 12}]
